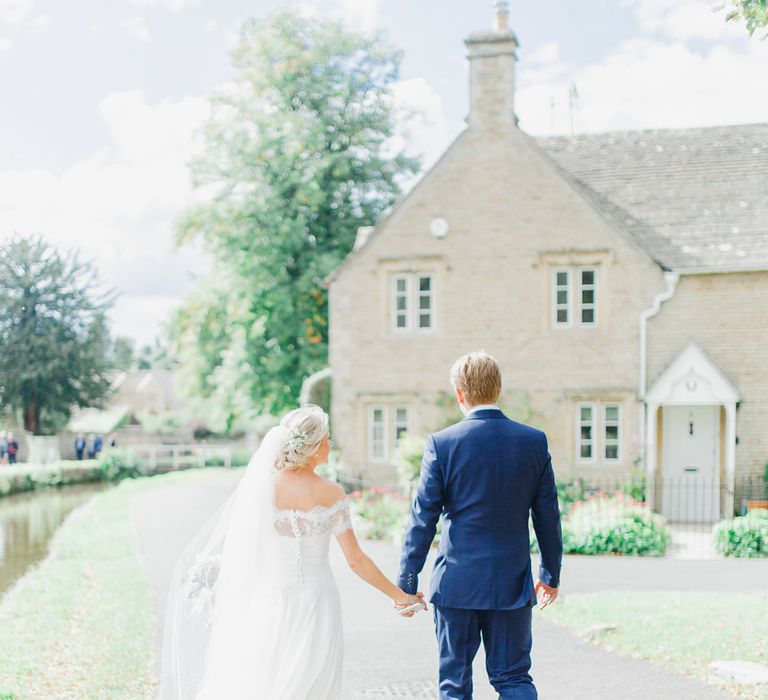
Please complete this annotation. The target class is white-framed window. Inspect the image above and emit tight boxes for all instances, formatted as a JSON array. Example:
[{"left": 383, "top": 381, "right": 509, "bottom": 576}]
[
  {"left": 553, "top": 267, "right": 598, "bottom": 328},
  {"left": 368, "top": 406, "right": 386, "bottom": 462},
  {"left": 577, "top": 403, "right": 595, "bottom": 462},
  {"left": 394, "top": 406, "right": 410, "bottom": 445},
  {"left": 391, "top": 273, "right": 435, "bottom": 332},
  {"left": 580, "top": 268, "right": 597, "bottom": 325},
  {"left": 553, "top": 269, "right": 570, "bottom": 326},
  {"left": 603, "top": 404, "right": 620, "bottom": 462},
  {"left": 393, "top": 276, "right": 410, "bottom": 331},
  {"left": 417, "top": 275, "right": 433, "bottom": 330}
]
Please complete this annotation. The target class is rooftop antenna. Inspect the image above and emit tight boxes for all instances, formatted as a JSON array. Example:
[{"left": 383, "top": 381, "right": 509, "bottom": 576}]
[
  {"left": 568, "top": 82, "right": 579, "bottom": 137},
  {"left": 550, "top": 95, "right": 556, "bottom": 133}
]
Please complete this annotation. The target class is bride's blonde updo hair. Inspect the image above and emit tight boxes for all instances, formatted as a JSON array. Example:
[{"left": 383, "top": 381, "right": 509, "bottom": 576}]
[{"left": 275, "top": 405, "right": 330, "bottom": 471}]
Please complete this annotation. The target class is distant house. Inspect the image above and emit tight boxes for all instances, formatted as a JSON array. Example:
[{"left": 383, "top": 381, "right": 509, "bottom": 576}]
[
  {"left": 66, "top": 369, "right": 185, "bottom": 444},
  {"left": 326, "top": 6, "right": 768, "bottom": 522}
]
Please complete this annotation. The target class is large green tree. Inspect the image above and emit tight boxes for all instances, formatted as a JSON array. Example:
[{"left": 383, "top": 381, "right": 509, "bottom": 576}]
[
  {"left": 725, "top": 0, "right": 768, "bottom": 35},
  {"left": 174, "top": 11, "right": 419, "bottom": 422},
  {"left": 0, "top": 236, "right": 114, "bottom": 434}
]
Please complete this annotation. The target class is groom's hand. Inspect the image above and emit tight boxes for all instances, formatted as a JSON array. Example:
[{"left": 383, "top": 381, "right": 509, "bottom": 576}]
[
  {"left": 534, "top": 581, "right": 559, "bottom": 610},
  {"left": 394, "top": 592, "right": 428, "bottom": 617}
]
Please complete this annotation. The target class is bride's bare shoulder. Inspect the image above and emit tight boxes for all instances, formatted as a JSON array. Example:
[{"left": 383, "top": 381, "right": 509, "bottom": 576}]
[{"left": 318, "top": 479, "right": 346, "bottom": 506}]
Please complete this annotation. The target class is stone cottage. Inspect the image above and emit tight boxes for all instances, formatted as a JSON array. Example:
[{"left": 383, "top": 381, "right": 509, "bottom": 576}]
[{"left": 326, "top": 5, "right": 768, "bottom": 522}]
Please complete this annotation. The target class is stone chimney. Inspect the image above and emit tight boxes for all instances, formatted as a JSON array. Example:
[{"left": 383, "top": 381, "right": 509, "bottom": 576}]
[{"left": 465, "top": 1, "right": 519, "bottom": 128}]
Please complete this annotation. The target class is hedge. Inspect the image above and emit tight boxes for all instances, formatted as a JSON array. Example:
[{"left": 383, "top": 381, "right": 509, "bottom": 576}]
[
  {"left": 0, "top": 460, "right": 103, "bottom": 496},
  {"left": 712, "top": 509, "right": 768, "bottom": 557}
]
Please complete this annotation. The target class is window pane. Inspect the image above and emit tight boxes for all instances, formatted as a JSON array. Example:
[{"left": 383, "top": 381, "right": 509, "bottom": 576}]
[
  {"left": 605, "top": 406, "right": 619, "bottom": 421},
  {"left": 580, "top": 444, "right": 592, "bottom": 459},
  {"left": 582, "top": 289, "right": 595, "bottom": 304},
  {"left": 419, "top": 296, "right": 431, "bottom": 310},
  {"left": 556, "top": 271, "right": 568, "bottom": 285},
  {"left": 557, "top": 290, "right": 568, "bottom": 304},
  {"left": 581, "top": 270, "right": 594, "bottom": 285},
  {"left": 419, "top": 276, "right": 431, "bottom": 291},
  {"left": 396, "top": 315, "right": 407, "bottom": 328},
  {"left": 557, "top": 309, "right": 568, "bottom": 323},
  {"left": 605, "top": 445, "right": 618, "bottom": 460},
  {"left": 397, "top": 297, "right": 407, "bottom": 311},
  {"left": 396, "top": 278, "right": 407, "bottom": 292},
  {"left": 605, "top": 425, "right": 619, "bottom": 440},
  {"left": 419, "top": 313, "right": 431, "bottom": 328},
  {"left": 580, "top": 426, "right": 592, "bottom": 440},
  {"left": 396, "top": 408, "right": 407, "bottom": 422},
  {"left": 581, "top": 308, "right": 595, "bottom": 324},
  {"left": 580, "top": 407, "right": 592, "bottom": 421}
]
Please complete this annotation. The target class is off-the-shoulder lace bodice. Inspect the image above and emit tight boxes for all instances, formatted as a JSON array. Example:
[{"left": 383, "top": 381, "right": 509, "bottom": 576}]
[{"left": 273, "top": 498, "right": 352, "bottom": 538}]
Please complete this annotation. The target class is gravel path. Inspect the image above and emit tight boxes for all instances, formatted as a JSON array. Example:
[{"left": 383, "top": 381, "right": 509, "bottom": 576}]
[{"left": 132, "top": 471, "right": 755, "bottom": 699}]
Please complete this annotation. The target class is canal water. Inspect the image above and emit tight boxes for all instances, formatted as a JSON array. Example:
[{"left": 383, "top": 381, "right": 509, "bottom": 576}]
[{"left": 0, "top": 483, "right": 110, "bottom": 598}]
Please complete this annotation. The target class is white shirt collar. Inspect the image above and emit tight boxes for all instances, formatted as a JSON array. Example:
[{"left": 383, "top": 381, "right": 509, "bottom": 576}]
[{"left": 467, "top": 404, "right": 500, "bottom": 415}]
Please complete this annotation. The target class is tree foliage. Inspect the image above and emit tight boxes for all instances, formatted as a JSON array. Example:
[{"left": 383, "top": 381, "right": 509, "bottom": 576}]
[
  {"left": 173, "top": 11, "right": 419, "bottom": 424},
  {"left": 724, "top": 0, "right": 768, "bottom": 35},
  {"left": 0, "top": 236, "right": 114, "bottom": 434}
]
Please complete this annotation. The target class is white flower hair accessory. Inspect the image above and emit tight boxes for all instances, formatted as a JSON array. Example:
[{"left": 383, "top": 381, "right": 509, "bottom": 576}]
[{"left": 283, "top": 428, "right": 308, "bottom": 452}]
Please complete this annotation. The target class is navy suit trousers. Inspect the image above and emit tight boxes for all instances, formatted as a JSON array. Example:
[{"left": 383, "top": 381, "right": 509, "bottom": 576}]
[{"left": 433, "top": 605, "right": 537, "bottom": 700}]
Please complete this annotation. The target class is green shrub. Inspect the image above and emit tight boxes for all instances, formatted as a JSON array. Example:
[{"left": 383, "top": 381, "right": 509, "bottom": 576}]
[
  {"left": 98, "top": 450, "right": 148, "bottom": 481},
  {"left": 712, "top": 510, "right": 768, "bottom": 558},
  {"left": 0, "top": 461, "right": 102, "bottom": 496},
  {"left": 231, "top": 449, "right": 253, "bottom": 467},
  {"left": 560, "top": 494, "right": 670, "bottom": 556},
  {"left": 395, "top": 433, "right": 426, "bottom": 490}
]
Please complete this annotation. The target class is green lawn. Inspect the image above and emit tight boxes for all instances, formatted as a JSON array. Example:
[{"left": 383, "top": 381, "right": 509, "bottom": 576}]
[
  {"left": 543, "top": 590, "right": 768, "bottom": 699},
  {"left": 0, "top": 469, "right": 217, "bottom": 700}
]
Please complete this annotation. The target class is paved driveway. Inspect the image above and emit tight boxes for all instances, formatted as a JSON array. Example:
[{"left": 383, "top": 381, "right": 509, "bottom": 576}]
[{"left": 132, "top": 471, "right": 755, "bottom": 699}]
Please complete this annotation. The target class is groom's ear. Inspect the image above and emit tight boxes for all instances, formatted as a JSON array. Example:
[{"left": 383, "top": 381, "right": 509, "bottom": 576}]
[{"left": 455, "top": 387, "right": 465, "bottom": 404}]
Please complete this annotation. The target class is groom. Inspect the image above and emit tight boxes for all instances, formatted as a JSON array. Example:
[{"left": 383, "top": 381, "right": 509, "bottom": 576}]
[{"left": 397, "top": 351, "right": 563, "bottom": 699}]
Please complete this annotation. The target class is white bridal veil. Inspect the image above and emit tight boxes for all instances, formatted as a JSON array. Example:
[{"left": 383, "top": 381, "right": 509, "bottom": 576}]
[{"left": 158, "top": 426, "right": 289, "bottom": 700}]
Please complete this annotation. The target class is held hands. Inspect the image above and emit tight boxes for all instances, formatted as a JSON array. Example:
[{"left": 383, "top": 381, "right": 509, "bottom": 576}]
[
  {"left": 393, "top": 591, "right": 428, "bottom": 618},
  {"left": 534, "top": 581, "right": 559, "bottom": 610}
]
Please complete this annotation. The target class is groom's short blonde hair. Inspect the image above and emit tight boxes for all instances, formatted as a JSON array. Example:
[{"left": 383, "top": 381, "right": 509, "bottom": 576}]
[{"left": 450, "top": 351, "right": 502, "bottom": 406}]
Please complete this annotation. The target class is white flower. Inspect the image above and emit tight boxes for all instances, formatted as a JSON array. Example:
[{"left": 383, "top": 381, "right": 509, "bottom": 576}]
[{"left": 284, "top": 429, "right": 308, "bottom": 451}]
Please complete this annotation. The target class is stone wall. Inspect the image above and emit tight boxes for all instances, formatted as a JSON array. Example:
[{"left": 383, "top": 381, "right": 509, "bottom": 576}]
[{"left": 329, "top": 124, "right": 666, "bottom": 482}]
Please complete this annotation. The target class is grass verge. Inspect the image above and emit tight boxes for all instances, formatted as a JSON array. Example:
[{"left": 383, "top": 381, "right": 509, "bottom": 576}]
[
  {"left": 0, "top": 470, "right": 215, "bottom": 699},
  {"left": 544, "top": 590, "right": 768, "bottom": 699}
]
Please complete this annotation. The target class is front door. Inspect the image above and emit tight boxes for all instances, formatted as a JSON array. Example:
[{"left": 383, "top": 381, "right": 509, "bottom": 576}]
[{"left": 661, "top": 405, "right": 720, "bottom": 523}]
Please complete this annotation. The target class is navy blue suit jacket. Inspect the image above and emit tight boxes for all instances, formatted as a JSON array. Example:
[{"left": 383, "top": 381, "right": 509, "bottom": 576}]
[{"left": 397, "top": 409, "right": 563, "bottom": 610}]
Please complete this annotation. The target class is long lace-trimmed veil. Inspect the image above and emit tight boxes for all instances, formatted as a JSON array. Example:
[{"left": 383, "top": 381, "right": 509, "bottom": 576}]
[{"left": 159, "top": 426, "right": 290, "bottom": 700}]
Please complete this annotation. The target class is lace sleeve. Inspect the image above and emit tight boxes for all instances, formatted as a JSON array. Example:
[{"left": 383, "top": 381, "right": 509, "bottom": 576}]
[{"left": 329, "top": 500, "right": 352, "bottom": 535}]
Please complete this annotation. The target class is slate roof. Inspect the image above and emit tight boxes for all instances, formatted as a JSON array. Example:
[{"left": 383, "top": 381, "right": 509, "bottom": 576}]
[{"left": 536, "top": 123, "right": 768, "bottom": 271}]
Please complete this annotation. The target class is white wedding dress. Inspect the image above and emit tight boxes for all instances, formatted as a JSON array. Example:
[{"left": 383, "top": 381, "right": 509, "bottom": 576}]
[
  {"left": 159, "top": 427, "right": 353, "bottom": 700},
  {"left": 263, "top": 501, "right": 352, "bottom": 698}
]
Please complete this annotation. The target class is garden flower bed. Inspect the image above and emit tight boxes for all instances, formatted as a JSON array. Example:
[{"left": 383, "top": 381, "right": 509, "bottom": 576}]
[{"left": 348, "top": 487, "right": 411, "bottom": 541}]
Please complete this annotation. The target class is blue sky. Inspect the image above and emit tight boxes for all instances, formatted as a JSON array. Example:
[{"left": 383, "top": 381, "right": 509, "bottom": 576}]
[{"left": 1, "top": 0, "right": 766, "bottom": 344}]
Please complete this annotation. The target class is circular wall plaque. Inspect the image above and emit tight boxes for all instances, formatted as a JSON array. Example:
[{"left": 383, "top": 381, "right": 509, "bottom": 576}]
[{"left": 429, "top": 218, "right": 449, "bottom": 238}]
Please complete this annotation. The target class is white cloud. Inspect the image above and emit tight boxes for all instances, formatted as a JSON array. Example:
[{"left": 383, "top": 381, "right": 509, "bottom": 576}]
[
  {"left": 120, "top": 16, "right": 151, "bottom": 44},
  {"left": 518, "top": 2, "right": 768, "bottom": 135},
  {"left": 28, "top": 12, "right": 49, "bottom": 28},
  {"left": 125, "top": 0, "right": 194, "bottom": 12},
  {"left": 0, "top": 0, "right": 34, "bottom": 26},
  {"left": 339, "top": 0, "right": 379, "bottom": 31},
  {"left": 390, "top": 77, "right": 452, "bottom": 175},
  {"left": 527, "top": 41, "right": 560, "bottom": 65},
  {"left": 0, "top": 91, "right": 211, "bottom": 344},
  {"left": 296, "top": 0, "right": 381, "bottom": 31},
  {"left": 628, "top": 0, "right": 744, "bottom": 40}
]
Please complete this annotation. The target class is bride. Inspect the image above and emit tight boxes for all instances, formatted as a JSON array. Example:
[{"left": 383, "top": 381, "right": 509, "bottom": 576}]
[{"left": 159, "top": 405, "right": 424, "bottom": 699}]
